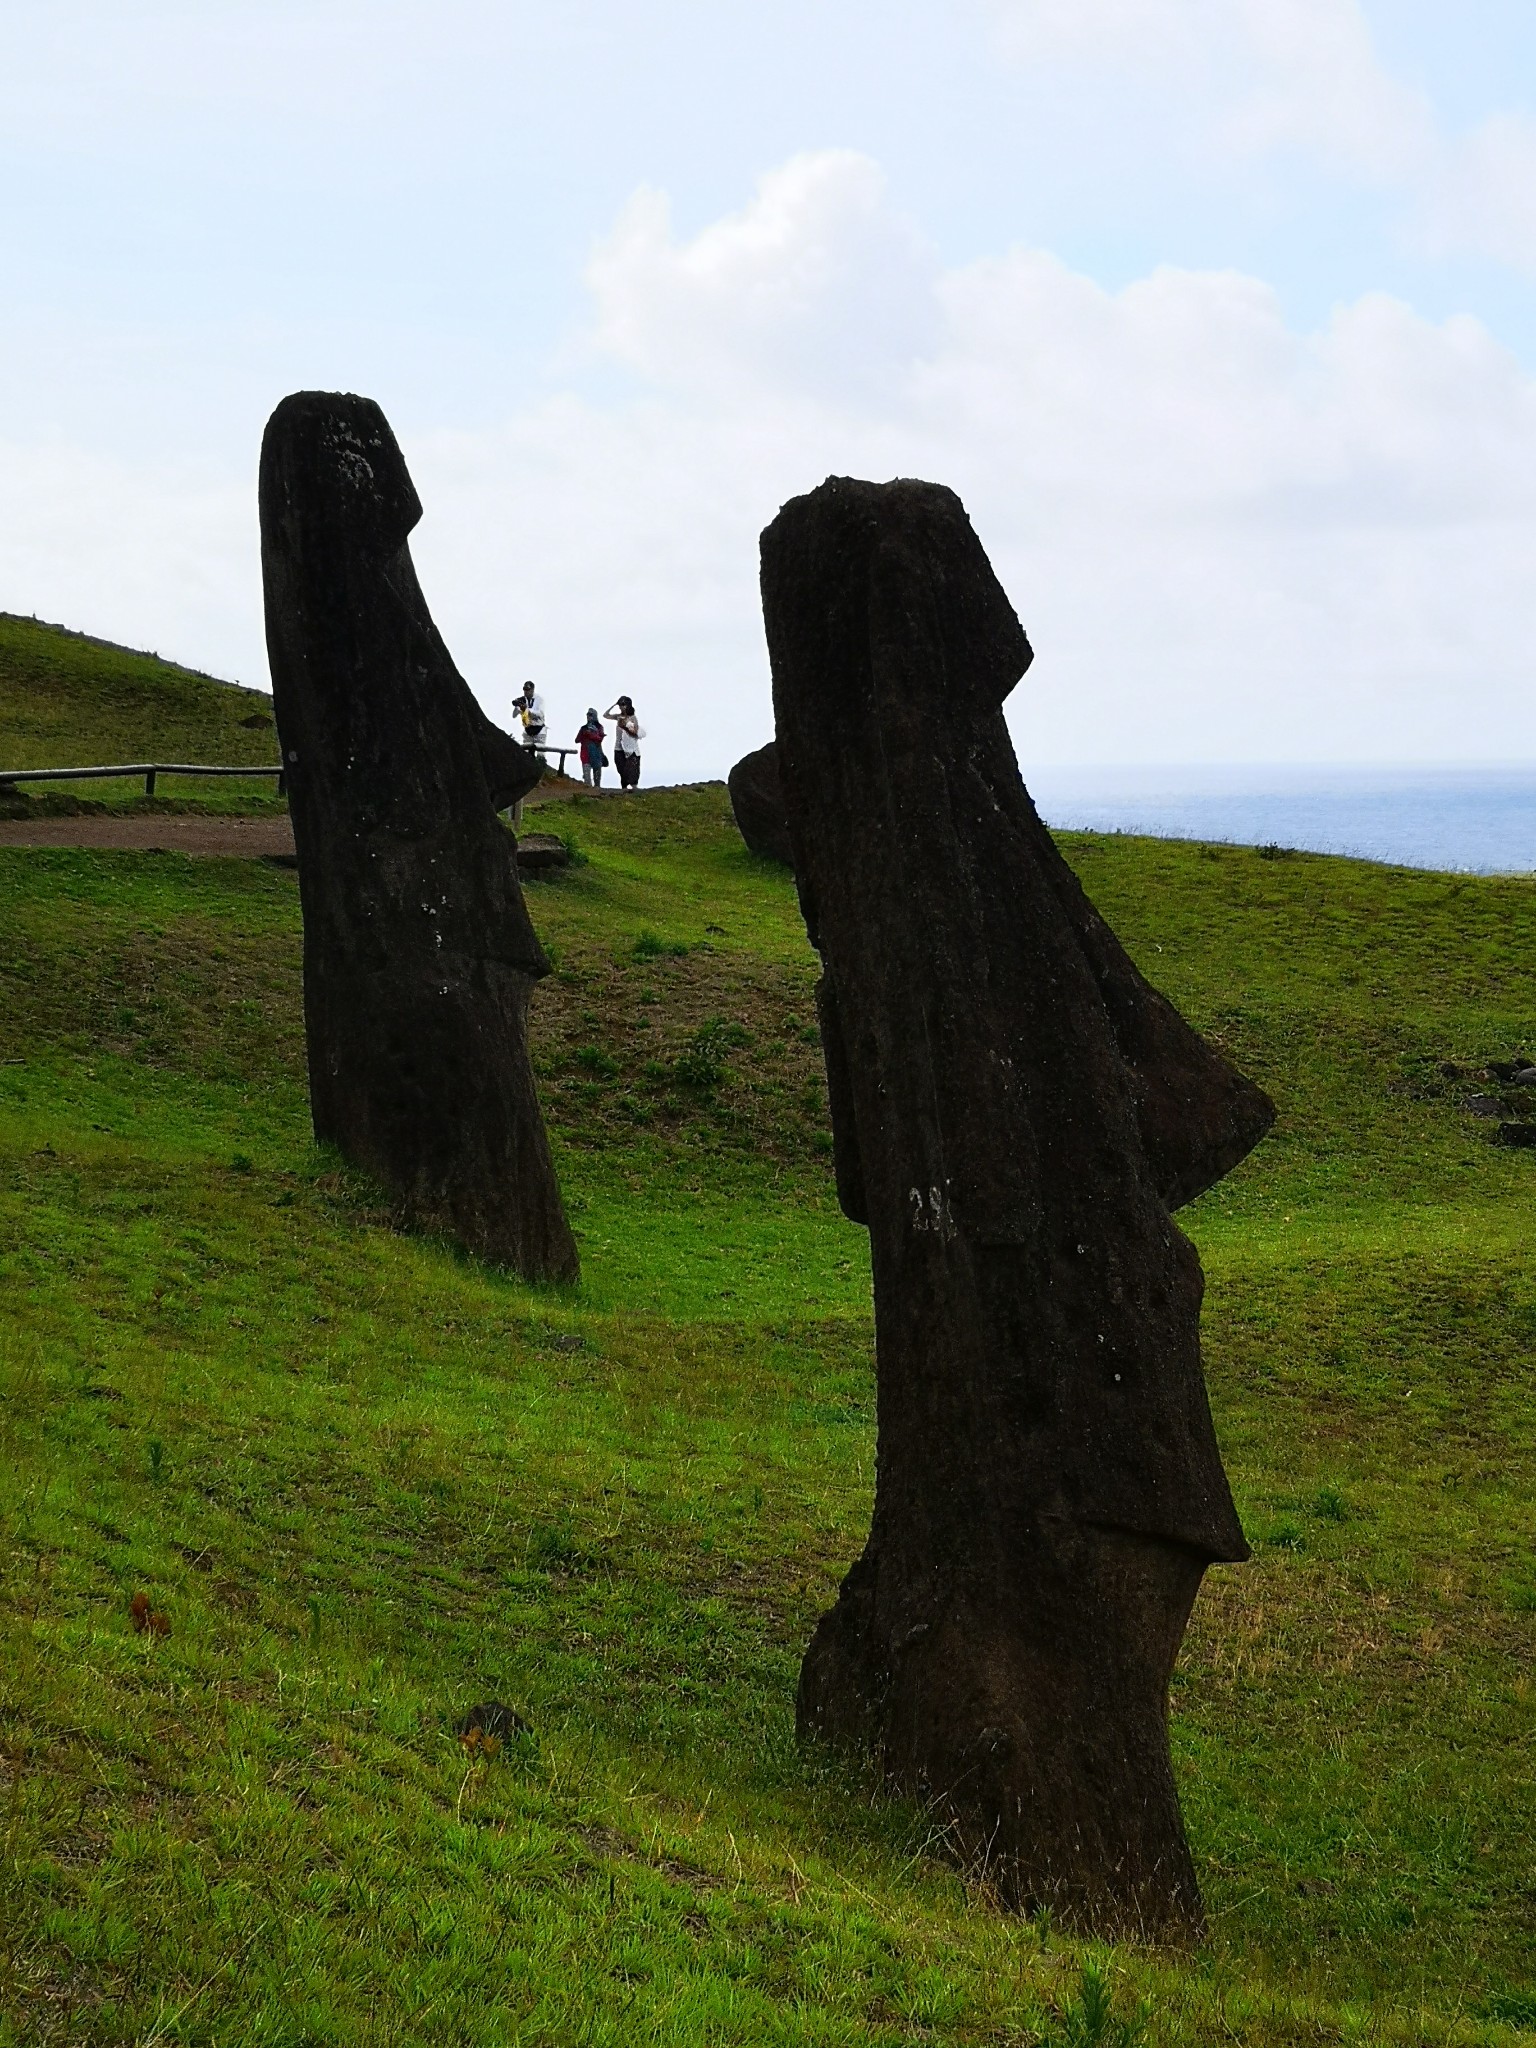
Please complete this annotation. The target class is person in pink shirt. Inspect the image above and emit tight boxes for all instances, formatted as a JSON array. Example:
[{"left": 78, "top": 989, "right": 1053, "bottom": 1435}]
[{"left": 575, "top": 708, "right": 607, "bottom": 788}]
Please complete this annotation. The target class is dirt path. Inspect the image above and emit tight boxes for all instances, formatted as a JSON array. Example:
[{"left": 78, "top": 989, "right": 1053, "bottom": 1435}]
[{"left": 0, "top": 814, "right": 298, "bottom": 856}]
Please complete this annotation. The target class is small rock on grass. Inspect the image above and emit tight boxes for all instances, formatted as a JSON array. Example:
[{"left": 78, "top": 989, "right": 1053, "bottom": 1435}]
[
  {"left": 456, "top": 1701, "right": 532, "bottom": 1753},
  {"left": 129, "top": 1591, "right": 170, "bottom": 1637}
]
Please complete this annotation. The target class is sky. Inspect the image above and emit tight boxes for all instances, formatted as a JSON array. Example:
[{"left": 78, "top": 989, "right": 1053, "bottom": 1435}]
[{"left": 4, "top": 0, "right": 1536, "bottom": 780}]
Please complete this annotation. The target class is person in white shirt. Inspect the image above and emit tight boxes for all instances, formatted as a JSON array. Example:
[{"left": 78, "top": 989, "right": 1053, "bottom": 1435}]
[
  {"left": 605, "top": 696, "right": 645, "bottom": 790},
  {"left": 516, "top": 681, "right": 547, "bottom": 752}
]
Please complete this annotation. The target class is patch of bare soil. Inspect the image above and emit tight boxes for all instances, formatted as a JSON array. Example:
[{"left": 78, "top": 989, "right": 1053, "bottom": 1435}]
[
  {"left": 0, "top": 777, "right": 582, "bottom": 856},
  {"left": 0, "top": 815, "right": 297, "bottom": 856}
]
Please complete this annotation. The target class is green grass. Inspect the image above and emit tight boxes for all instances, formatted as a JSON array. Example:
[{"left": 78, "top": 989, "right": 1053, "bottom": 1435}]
[
  {"left": 0, "top": 614, "right": 281, "bottom": 811},
  {"left": 3, "top": 785, "right": 1536, "bottom": 2044}
]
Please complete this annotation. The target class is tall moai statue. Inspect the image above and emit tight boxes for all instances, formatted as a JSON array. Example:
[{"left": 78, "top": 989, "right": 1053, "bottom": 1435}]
[
  {"left": 260, "top": 391, "right": 578, "bottom": 1283},
  {"left": 761, "top": 476, "right": 1273, "bottom": 1938}
]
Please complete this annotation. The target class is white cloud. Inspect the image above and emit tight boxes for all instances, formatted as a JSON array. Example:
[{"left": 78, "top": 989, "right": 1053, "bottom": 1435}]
[
  {"left": 419, "top": 153, "right": 1536, "bottom": 772},
  {"left": 586, "top": 152, "right": 940, "bottom": 400},
  {"left": 1423, "top": 110, "right": 1536, "bottom": 275},
  {"left": 8, "top": 150, "right": 1536, "bottom": 779},
  {"left": 0, "top": 442, "right": 260, "bottom": 684},
  {"left": 986, "top": 0, "right": 1536, "bottom": 274},
  {"left": 986, "top": 0, "right": 1430, "bottom": 180}
]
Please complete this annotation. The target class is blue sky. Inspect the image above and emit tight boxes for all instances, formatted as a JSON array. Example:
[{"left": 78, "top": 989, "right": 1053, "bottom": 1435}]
[{"left": 4, "top": 1, "right": 1536, "bottom": 776}]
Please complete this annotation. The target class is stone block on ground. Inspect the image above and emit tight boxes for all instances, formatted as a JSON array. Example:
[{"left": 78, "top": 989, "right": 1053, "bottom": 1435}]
[{"left": 515, "top": 832, "right": 570, "bottom": 873}]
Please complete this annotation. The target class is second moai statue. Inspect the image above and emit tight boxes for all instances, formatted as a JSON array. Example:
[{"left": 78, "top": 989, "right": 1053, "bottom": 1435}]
[
  {"left": 260, "top": 391, "right": 578, "bottom": 1283},
  {"left": 761, "top": 476, "right": 1273, "bottom": 1939}
]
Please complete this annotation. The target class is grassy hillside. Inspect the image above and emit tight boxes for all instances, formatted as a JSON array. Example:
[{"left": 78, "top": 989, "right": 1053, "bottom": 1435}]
[
  {"left": 0, "top": 614, "right": 281, "bottom": 809},
  {"left": 2, "top": 789, "right": 1535, "bottom": 2045}
]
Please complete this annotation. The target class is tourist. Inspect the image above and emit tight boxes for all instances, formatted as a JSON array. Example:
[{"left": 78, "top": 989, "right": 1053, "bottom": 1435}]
[
  {"left": 605, "top": 696, "right": 644, "bottom": 790},
  {"left": 575, "top": 708, "right": 607, "bottom": 788},
  {"left": 516, "top": 680, "right": 547, "bottom": 752}
]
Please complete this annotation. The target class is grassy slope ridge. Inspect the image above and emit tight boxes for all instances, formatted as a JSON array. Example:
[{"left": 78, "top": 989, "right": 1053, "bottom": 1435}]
[
  {"left": 2, "top": 780, "right": 1536, "bottom": 2044},
  {"left": 0, "top": 614, "right": 280, "bottom": 809}
]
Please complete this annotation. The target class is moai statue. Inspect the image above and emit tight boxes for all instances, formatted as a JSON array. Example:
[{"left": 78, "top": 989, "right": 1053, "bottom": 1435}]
[
  {"left": 260, "top": 391, "right": 578, "bottom": 1283},
  {"left": 761, "top": 476, "right": 1273, "bottom": 1939}
]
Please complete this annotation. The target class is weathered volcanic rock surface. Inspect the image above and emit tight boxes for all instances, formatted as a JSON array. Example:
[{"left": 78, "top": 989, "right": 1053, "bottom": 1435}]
[
  {"left": 724, "top": 733, "right": 1266, "bottom": 1212},
  {"left": 259, "top": 390, "right": 577, "bottom": 1281},
  {"left": 727, "top": 740, "right": 794, "bottom": 866},
  {"left": 761, "top": 474, "right": 1272, "bottom": 1938}
]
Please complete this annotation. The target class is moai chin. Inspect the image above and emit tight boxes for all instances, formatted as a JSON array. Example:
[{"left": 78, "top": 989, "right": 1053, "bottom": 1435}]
[
  {"left": 260, "top": 391, "right": 578, "bottom": 1283},
  {"left": 760, "top": 475, "right": 1273, "bottom": 1939}
]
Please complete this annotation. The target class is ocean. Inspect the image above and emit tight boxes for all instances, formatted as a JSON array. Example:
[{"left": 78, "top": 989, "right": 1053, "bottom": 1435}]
[{"left": 1028, "top": 765, "right": 1536, "bottom": 876}]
